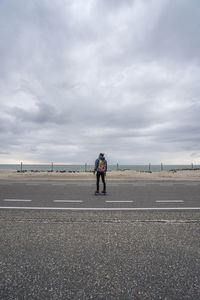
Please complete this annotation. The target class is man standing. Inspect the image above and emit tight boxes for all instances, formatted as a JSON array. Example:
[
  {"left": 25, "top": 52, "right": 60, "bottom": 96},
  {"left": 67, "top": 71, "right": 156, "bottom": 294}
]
[{"left": 94, "top": 153, "right": 107, "bottom": 195}]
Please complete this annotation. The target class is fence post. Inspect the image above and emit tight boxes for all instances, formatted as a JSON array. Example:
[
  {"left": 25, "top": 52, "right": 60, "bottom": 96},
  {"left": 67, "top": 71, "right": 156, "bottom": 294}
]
[
  {"left": 51, "top": 162, "right": 53, "bottom": 172},
  {"left": 161, "top": 162, "right": 163, "bottom": 171},
  {"left": 20, "top": 162, "right": 23, "bottom": 172},
  {"left": 85, "top": 163, "right": 87, "bottom": 172},
  {"left": 117, "top": 163, "right": 119, "bottom": 171},
  {"left": 149, "top": 163, "right": 151, "bottom": 172}
]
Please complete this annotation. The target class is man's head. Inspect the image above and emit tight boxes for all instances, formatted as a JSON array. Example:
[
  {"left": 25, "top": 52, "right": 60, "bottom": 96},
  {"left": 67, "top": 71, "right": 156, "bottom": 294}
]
[{"left": 99, "top": 153, "right": 104, "bottom": 158}]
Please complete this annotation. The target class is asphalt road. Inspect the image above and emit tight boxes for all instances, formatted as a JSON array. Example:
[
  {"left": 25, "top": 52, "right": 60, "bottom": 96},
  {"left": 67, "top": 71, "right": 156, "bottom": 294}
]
[
  {"left": 0, "top": 180, "right": 200, "bottom": 299},
  {"left": 0, "top": 180, "right": 200, "bottom": 210}
]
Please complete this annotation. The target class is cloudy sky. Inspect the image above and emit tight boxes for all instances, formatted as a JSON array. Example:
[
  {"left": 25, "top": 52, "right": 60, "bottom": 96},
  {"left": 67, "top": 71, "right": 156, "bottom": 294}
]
[{"left": 0, "top": 0, "right": 200, "bottom": 165}]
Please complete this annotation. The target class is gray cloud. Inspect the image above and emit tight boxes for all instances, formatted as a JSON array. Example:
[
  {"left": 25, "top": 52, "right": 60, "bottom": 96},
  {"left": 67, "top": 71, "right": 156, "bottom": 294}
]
[
  {"left": 0, "top": 0, "right": 200, "bottom": 164},
  {"left": 147, "top": 0, "right": 200, "bottom": 63}
]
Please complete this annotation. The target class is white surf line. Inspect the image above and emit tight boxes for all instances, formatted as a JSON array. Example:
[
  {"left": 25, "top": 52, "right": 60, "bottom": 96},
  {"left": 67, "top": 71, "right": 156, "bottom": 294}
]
[
  {"left": 53, "top": 200, "right": 83, "bottom": 203},
  {"left": 0, "top": 206, "right": 200, "bottom": 210},
  {"left": 106, "top": 200, "right": 133, "bottom": 203},
  {"left": 156, "top": 200, "right": 184, "bottom": 203},
  {"left": 3, "top": 199, "right": 32, "bottom": 202}
]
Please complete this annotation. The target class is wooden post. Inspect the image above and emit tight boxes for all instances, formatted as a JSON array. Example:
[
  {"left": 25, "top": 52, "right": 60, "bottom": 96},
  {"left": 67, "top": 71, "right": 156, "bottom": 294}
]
[
  {"left": 149, "top": 163, "right": 151, "bottom": 172},
  {"left": 20, "top": 162, "right": 23, "bottom": 172},
  {"left": 161, "top": 162, "right": 163, "bottom": 171},
  {"left": 85, "top": 163, "right": 87, "bottom": 172},
  {"left": 117, "top": 163, "right": 119, "bottom": 171},
  {"left": 51, "top": 162, "right": 53, "bottom": 172}
]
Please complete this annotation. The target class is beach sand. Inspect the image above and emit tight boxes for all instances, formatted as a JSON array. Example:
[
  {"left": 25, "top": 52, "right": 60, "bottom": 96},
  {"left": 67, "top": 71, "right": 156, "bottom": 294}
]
[{"left": 0, "top": 170, "right": 200, "bottom": 181}]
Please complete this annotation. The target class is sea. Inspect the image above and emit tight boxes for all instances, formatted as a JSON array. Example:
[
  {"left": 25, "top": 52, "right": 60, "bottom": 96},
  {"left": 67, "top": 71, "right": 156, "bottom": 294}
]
[{"left": 0, "top": 164, "right": 199, "bottom": 173}]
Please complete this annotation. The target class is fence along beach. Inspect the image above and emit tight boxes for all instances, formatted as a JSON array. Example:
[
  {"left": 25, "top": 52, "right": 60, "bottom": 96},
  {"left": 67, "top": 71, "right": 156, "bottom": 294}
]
[
  {"left": 0, "top": 163, "right": 200, "bottom": 181},
  {"left": 0, "top": 163, "right": 199, "bottom": 173}
]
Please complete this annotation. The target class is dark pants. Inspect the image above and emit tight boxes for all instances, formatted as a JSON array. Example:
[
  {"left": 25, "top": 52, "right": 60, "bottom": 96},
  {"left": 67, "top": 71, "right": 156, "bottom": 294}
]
[{"left": 96, "top": 171, "right": 106, "bottom": 191}]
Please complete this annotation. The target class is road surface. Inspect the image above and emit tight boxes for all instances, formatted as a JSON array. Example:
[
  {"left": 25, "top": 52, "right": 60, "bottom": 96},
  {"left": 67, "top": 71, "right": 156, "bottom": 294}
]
[
  {"left": 0, "top": 180, "right": 200, "bottom": 210},
  {"left": 0, "top": 180, "right": 200, "bottom": 299}
]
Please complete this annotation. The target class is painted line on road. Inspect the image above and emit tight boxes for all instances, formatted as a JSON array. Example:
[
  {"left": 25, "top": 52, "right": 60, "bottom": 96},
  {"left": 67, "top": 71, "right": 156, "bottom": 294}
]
[
  {"left": 3, "top": 199, "right": 32, "bottom": 202},
  {"left": 51, "top": 183, "right": 69, "bottom": 185},
  {"left": 0, "top": 206, "right": 200, "bottom": 211},
  {"left": 106, "top": 200, "right": 133, "bottom": 203},
  {"left": 185, "top": 183, "right": 199, "bottom": 186},
  {"left": 156, "top": 200, "right": 184, "bottom": 203},
  {"left": 76, "top": 184, "right": 94, "bottom": 186},
  {"left": 158, "top": 183, "right": 174, "bottom": 186},
  {"left": 109, "top": 183, "right": 133, "bottom": 186},
  {"left": 53, "top": 200, "right": 83, "bottom": 203}
]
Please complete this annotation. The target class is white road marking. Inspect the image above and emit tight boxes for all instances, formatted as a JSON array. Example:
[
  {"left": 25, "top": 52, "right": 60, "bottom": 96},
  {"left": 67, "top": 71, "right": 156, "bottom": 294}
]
[
  {"left": 107, "top": 184, "right": 119, "bottom": 186},
  {"left": 109, "top": 183, "right": 132, "bottom": 186},
  {"left": 53, "top": 200, "right": 83, "bottom": 203},
  {"left": 0, "top": 206, "right": 200, "bottom": 210},
  {"left": 158, "top": 183, "right": 174, "bottom": 186},
  {"left": 156, "top": 200, "right": 184, "bottom": 203},
  {"left": 106, "top": 200, "right": 133, "bottom": 203},
  {"left": 3, "top": 199, "right": 32, "bottom": 202},
  {"left": 51, "top": 184, "right": 67, "bottom": 186},
  {"left": 76, "top": 184, "right": 93, "bottom": 186}
]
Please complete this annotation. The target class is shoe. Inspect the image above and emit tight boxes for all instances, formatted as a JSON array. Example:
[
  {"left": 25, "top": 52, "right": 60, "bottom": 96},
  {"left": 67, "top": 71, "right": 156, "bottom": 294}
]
[
  {"left": 101, "top": 190, "right": 106, "bottom": 194},
  {"left": 95, "top": 190, "right": 99, "bottom": 194}
]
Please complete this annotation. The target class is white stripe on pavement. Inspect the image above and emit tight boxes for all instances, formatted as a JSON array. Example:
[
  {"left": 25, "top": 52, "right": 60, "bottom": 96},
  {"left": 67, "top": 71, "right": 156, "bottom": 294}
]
[
  {"left": 51, "top": 184, "right": 67, "bottom": 186},
  {"left": 0, "top": 206, "right": 200, "bottom": 210},
  {"left": 106, "top": 200, "right": 133, "bottom": 203},
  {"left": 156, "top": 200, "right": 184, "bottom": 203},
  {"left": 3, "top": 199, "right": 32, "bottom": 202},
  {"left": 53, "top": 200, "right": 83, "bottom": 203}
]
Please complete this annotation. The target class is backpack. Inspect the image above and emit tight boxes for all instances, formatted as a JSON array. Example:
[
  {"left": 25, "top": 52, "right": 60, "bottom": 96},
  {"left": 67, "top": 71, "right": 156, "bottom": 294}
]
[{"left": 98, "top": 159, "right": 106, "bottom": 172}]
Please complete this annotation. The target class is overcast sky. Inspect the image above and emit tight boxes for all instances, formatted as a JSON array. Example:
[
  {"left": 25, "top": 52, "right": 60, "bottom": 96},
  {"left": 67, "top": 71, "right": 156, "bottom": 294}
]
[{"left": 0, "top": 0, "right": 200, "bottom": 165}]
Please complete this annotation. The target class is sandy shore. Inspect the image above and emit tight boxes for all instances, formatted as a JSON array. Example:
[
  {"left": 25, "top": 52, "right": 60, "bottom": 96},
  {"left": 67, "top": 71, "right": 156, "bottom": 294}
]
[{"left": 0, "top": 170, "right": 200, "bottom": 181}]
